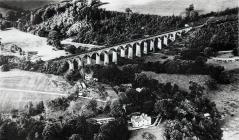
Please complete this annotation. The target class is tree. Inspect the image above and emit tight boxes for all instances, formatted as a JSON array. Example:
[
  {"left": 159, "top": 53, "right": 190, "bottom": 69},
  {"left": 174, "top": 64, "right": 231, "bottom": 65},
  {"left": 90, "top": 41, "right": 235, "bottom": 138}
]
[
  {"left": 64, "top": 45, "right": 76, "bottom": 54},
  {"left": 110, "top": 99, "right": 125, "bottom": 118},
  {"left": 142, "top": 132, "right": 156, "bottom": 140},
  {"left": 0, "top": 121, "right": 19, "bottom": 140},
  {"left": 164, "top": 120, "right": 184, "bottom": 140},
  {"left": 42, "top": 7, "right": 56, "bottom": 21},
  {"left": 1, "top": 64, "right": 10, "bottom": 72},
  {"left": 125, "top": 8, "right": 132, "bottom": 14},
  {"left": 26, "top": 121, "right": 45, "bottom": 140},
  {"left": 61, "top": 116, "right": 87, "bottom": 139},
  {"left": 134, "top": 73, "right": 149, "bottom": 88},
  {"left": 0, "top": 13, "right": 2, "bottom": 19},
  {"left": 125, "top": 89, "right": 139, "bottom": 105},
  {"left": 5, "top": 11, "right": 17, "bottom": 21},
  {"left": 97, "top": 118, "right": 128, "bottom": 140},
  {"left": 47, "top": 97, "right": 70, "bottom": 111},
  {"left": 86, "top": 99, "right": 97, "bottom": 111},
  {"left": 42, "top": 122, "right": 62, "bottom": 140},
  {"left": 25, "top": 101, "right": 34, "bottom": 116},
  {"left": 36, "top": 101, "right": 45, "bottom": 114},
  {"left": 232, "top": 47, "right": 239, "bottom": 56},
  {"left": 154, "top": 99, "right": 176, "bottom": 119},
  {"left": 48, "top": 30, "right": 62, "bottom": 49},
  {"left": 203, "top": 47, "right": 214, "bottom": 57}
]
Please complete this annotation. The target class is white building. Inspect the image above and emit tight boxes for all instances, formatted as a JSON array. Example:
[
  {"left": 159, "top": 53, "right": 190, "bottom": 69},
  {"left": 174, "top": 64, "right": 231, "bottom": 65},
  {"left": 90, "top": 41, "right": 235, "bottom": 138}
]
[{"left": 131, "top": 113, "right": 151, "bottom": 128}]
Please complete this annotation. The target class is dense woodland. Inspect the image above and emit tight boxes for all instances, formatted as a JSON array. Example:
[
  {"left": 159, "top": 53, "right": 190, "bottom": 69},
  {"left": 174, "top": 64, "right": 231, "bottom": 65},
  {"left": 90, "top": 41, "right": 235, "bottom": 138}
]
[
  {"left": 13, "top": 1, "right": 196, "bottom": 46},
  {"left": 0, "top": 69, "right": 222, "bottom": 140}
]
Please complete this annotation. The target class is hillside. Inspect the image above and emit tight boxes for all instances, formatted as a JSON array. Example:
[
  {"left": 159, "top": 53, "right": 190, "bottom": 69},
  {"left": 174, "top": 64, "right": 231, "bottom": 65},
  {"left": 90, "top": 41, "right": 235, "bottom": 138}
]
[
  {"left": 0, "top": 69, "right": 71, "bottom": 112},
  {"left": 17, "top": 0, "right": 186, "bottom": 46},
  {"left": 0, "top": 1, "right": 57, "bottom": 10},
  {"left": 0, "top": 28, "right": 67, "bottom": 61},
  {"left": 13, "top": 0, "right": 238, "bottom": 49}
]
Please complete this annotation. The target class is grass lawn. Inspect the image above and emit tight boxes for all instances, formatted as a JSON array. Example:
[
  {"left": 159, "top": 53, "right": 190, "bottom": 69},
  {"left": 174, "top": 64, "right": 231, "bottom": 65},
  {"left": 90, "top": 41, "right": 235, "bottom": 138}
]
[
  {"left": 0, "top": 69, "right": 71, "bottom": 112},
  {"left": 0, "top": 28, "right": 67, "bottom": 61},
  {"left": 143, "top": 71, "right": 211, "bottom": 91}
]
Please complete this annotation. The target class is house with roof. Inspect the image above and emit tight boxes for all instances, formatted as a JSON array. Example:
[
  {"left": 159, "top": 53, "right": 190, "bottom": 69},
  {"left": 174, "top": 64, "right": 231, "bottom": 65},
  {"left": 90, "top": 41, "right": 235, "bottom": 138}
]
[{"left": 130, "top": 113, "right": 152, "bottom": 128}]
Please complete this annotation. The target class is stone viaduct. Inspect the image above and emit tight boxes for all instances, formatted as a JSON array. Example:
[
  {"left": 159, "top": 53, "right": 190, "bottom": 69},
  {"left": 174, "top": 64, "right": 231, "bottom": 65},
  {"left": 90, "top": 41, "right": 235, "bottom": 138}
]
[{"left": 53, "top": 27, "right": 192, "bottom": 71}]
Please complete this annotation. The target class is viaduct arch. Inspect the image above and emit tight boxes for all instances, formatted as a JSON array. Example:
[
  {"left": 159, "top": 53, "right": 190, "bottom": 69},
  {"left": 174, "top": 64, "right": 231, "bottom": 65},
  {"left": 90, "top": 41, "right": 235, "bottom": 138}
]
[{"left": 53, "top": 27, "right": 192, "bottom": 71}]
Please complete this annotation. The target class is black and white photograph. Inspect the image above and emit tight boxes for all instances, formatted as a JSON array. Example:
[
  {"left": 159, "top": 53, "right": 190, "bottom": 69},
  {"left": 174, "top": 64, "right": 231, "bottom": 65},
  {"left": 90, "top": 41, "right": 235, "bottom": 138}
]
[{"left": 0, "top": 0, "right": 238, "bottom": 140}]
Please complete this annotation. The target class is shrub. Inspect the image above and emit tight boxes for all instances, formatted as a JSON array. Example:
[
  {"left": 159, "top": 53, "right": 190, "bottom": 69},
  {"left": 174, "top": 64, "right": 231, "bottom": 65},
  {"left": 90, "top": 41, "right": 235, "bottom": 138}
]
[
  {"left": 64, "top": 70, "right": 82, "bottom": 82},
  {"left": 47, "top": 97, "right": 70, "bottom": 111},
  {"left": 205, "top": 80, "right": 218, "bottom": 90},
  {"left": 42, "top": 122, "right": 62, "bottom": 140},
  {"left": 180, "top": 48, "right": 202, "bottom": 60},
  {"left": 86, "top": 100, "right": 97, "bottom": 111},
  {"left": 207, "top": 64, "right": 224, "bottom": 79},
  {"left": 203, "top": 47, "right": 215, "bottom": 57},
  {"left": 232, "top": 47, "right": 239, "bottom": 56},
  {"left": 218, "top": 71, "right": 233, "bottom": 84},
  {"left": 36, "top": 101, "right": 45, "bottom": 114},
  {"left": 37, "top": 28, "right": 49, "bottom": 37},
  {"left": 133, "top": 73, "right": 149, "bottom": 88},
  {"left": 195, "top": 56, "right": 207, "bottom": 66},
  {"left": 1, "top": 64, "right": 10, "bottom": 72},
  {"left": 64, "top": 45, "right": 76, "bottom": 54},
  {"left": 48, "top": 30, "right": 60, "bottom": 40},
  {"left": 48, "top": 30, "right": 62, "bottom": 49},
  {"left": 52, "top": 40, "right": 62, "bottom": 50},
  {"left": 10, "top": 109, "right": 19, "bottom": 118},
  {"left": 142, "top": 132, "right": 156, "bottom": 140}
]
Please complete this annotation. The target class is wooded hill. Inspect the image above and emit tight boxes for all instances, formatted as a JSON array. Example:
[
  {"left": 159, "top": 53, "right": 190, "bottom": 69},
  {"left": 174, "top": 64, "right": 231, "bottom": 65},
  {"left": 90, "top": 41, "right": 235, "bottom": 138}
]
[{"left": 12, "top": 0, "right": 238, "bottom": 48}]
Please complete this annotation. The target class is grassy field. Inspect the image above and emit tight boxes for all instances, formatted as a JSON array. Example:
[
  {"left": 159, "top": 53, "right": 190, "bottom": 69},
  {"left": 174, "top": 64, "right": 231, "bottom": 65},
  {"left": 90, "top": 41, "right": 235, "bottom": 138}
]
[
  {"left": 0, "top": 28, "right": 67, "bottom": 61},
  {"left": 143, "top": 71, "right": 211, "bottom": 91},
  {"left": 207, "top": 58, "right": 239, "bottom": 140},
  {"left": 0, "top": 69, "right": 71, "bottom": 112}
]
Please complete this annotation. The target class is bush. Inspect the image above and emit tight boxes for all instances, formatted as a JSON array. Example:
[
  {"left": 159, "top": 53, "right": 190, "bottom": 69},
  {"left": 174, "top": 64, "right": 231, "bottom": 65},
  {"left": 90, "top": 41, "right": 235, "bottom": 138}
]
[
  {"left": 180, "top": 48, "right": 202, "bottom": 60},
  {"left": 133, "top": 73, "right": 149, "bottom": 88},
  {"left": 64, "top": 70, "right": 82, "bottom": 82},
  {"left": 218, "top": 71, "right": 233, "bottom": 84},
  {"left": 64, "top": 45, "right": 76, "bottom": 54},
  {"left": 37, "top": 28, "right": 49, "bottom": 37},
  {"left": 142, "top": 132, "right": 156, "bottom": 140},
  {"left": 48, "top": 30, "right": 60, "bottom": 40},
  {"left": 47, "top": 97, "right": 70, "bottom": 111},
  {"left": 207, "top": 64, "right": 232, "bottom": 84},
  {"left": 48, "top": 30, "right": 62, "bottom": 49},
  {"left": 52, "top": 39, "right": 62, "bottom": 50},
  {"left": 203, "top": 47, "right": 215, "bottom": 57},
  {"left": 1, "top": 64, "right": 10, "bottom": 72},
  {"left": 205, "top": 80, "right": 218, "bottom": 90},
  {"left": 0, "top": 20, "right": 12, "bottom": 30},
  {"left": 232, "top": 47, "right": 239, "bottom": 56}
]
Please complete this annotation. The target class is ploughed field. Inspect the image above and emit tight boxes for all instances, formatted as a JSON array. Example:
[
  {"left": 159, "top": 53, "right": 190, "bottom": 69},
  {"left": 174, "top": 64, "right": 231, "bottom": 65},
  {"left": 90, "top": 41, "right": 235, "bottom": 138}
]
[{"left": 0, "top": 69, "right": 71, "bottom": 112}]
